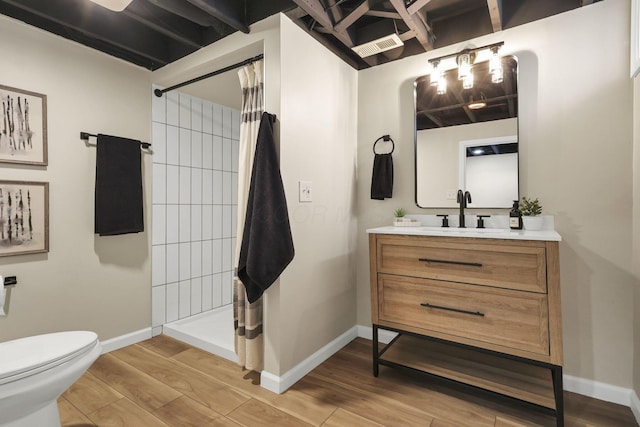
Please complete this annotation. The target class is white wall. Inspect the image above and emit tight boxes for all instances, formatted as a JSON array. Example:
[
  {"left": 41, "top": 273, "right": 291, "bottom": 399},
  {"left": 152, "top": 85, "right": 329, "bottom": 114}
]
[
  {"left": 270, "top": 15, "right": 359, "bottom": 375},
  {"left": 151, "top": 90, "right": 240, "bottom": 331},
  {"left": 0, "top": 15, "right": 152, "bottom": 341},
  {"left": 357, "top": 0, "right": 635, "bottom": 389}
]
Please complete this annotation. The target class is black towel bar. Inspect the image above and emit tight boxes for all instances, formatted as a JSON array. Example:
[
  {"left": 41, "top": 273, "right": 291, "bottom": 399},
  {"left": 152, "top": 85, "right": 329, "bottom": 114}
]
[
  {"left": 80, "top": 132, "right": 151, "bottom": 149},
  {"left": 4, "top": 276, "right": 17, "bottom": 287}
]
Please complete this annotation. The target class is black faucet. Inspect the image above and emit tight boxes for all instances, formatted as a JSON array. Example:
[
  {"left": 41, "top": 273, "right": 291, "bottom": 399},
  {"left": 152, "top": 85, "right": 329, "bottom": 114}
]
[{"left": 457, "top": 189, "right": 472, "bottom": 228}]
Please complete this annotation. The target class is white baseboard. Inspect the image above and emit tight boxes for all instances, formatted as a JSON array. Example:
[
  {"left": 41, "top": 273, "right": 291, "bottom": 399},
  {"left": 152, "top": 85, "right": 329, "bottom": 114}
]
[
  {"left": 100, "top": 327, "right": 152, "bottom": 354},
  {"left": 261, "top": 326, "right": 358, "bottom": 394},
  {"left": 563, "top": 374, "right": 635, "bottom": 407},
  {"left": 630, "top": 392, "right": 640, "bottom": 425},
  {"left": 357, "top": 324, "right": 638, "bottom": 413},
  {"left": 631, "top": 390, "right": 640, "bottom": 425},
  {"left": 356, "top": 325, "right": 398, "bottom": 344}
]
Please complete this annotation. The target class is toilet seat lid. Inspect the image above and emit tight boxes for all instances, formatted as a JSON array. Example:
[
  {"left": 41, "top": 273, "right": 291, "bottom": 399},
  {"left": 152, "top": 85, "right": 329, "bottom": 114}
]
[{"left": 0, "top": 331, "right": 98, "bottom": 384}]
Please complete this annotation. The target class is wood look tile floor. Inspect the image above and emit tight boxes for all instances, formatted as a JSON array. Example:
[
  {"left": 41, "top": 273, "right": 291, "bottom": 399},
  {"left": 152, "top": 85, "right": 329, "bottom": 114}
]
[{"left": 58, "top": 335, "right": 638, "bottom": 427}]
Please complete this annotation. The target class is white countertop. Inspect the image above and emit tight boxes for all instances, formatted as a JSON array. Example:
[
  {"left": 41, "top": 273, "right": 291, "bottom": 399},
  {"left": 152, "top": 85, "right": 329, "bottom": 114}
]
[
  {"left": 367, "top": 225, "right": 561, "bottom": 241},
  {"left": 367, "top": 215, "right": 561, "bottom": 241}
]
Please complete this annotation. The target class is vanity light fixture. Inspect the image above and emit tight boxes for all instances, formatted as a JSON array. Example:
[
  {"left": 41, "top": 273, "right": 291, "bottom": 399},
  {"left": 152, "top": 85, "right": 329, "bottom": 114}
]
[
  {"left": 88, "top": 0, "right": 132, "bottom": 11},
  {"left": 457, "top": 52, "right": 472, "bottom": 81},
  {"left": 430, "top": 60, "right": 442, "bottom": 86},
  {"left": 427, "top": 42, "right": 505, "bottom": 95},
  {"left": 462, "top": 72, "right": 474, "bottom": 90},
  {"left": 436, "top": 75, "right": 447, "bottom": 95},
  {"left": 489, "top": 46, "right": 504, "bottom": 83},
  {"left": 430, "top": 60, "right": 448, "bottom": 94}
]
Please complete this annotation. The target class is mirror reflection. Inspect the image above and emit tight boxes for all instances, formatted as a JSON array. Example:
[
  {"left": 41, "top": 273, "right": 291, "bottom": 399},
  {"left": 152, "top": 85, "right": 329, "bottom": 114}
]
[{"left": 415, "top": 54, "right": 519, "bottom": 208}]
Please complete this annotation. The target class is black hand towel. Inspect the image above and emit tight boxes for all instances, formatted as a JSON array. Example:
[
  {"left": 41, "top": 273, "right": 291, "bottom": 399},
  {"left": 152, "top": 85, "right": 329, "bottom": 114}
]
[
  {"left": 95, "top": 134, "right": 144, "bottom": 236},
  {"left": 371, "top": 153, "right": 393, "bottom": 199},
  {"left": 238, "top": 113, "right": 294, "bottom": 303}
]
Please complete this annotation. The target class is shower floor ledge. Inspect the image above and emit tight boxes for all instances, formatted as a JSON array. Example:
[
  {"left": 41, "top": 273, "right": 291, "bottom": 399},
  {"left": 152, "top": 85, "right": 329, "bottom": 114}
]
[{"left": 163, "top": 305, "right": 238, "bottom": 363}]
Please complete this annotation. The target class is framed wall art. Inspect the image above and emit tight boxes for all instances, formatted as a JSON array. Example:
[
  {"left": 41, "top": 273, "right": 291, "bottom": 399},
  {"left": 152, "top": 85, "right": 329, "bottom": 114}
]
[
  {"left": 0, "top": 180, "right": 49, "bottom": 256},
  {"left": 0, "top": 85, "right": 48, "bottom": 165}
]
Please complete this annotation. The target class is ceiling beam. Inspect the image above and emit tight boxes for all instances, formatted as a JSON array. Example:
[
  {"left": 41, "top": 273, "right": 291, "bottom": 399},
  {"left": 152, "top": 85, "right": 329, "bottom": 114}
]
[
  {"left": 145, "top": 0, "right": 219, "bottom": 27},
  {"left": 388, "top": 0, "right": 433, "bottom": 51},
  {"left": 486, "top": 0, "right": 502, "bottom": 32},
  {"left": 365, "top": 9, "right": 401, "bottom": 19},
  {"left": 406, "top": 0, "right": 433, "bottom": 16},
  {"left": 286, "top": 6, "right": 309, "bottom": 20},
  {"left": 1, "top": 0, "right": 171, "bottom": 66},
  {"left": 125, "top": 1, "right": 204, "bottom": 48},
  {"left": 291, "top": 0, "right": 353, "bottom": 46},
  {"left": 335, "top": 0, "right": 370, "bottom": 34},
  {"left": 184, "top": 0, "right": 249, "bottom": 33}
]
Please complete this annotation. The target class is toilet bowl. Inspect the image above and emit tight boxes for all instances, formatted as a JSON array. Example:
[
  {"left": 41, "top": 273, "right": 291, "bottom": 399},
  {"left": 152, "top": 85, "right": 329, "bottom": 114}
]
[{"left": 0, "top": 331, "right": 101, "bottom": 427}]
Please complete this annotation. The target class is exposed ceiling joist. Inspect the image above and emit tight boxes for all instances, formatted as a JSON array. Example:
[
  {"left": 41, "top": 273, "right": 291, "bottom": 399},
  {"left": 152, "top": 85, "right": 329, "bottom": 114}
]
[
  {"left": 406, "top": 0, "right": 433, "bottom": 16},
  {"left": 388, "top": 0, "right": 433, "bottom": 51},
  {"left": 124, "top": 1, "right": 204, "bottom": 48},
  {"left": 365, "top": 9, "right": 401, "bottom": 19},
  {"left": 335, "top": 0, "right": 370, "bottom": 34},
  {"left": 146, "top": 0, "right": 220, "bottom": 27},
  {"left": 0, "top": 0, "right": 603, "bottom": 72},
  {"left": 487, "top": 0, "right": 503, "bottom": 32},
  {"left": 185, "top": 0, "right": 249, "bottom": 33}
]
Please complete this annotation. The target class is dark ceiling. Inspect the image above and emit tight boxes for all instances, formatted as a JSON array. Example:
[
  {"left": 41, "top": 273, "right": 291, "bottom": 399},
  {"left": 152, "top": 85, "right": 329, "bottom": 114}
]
[{"left": 0, "top": 0, "right": 600, "bottom": 71}]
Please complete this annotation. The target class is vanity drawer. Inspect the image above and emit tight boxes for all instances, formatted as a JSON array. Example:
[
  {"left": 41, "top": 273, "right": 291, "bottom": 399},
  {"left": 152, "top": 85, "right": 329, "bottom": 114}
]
[
  {"left": 378, "top": 274, "right": 550, "bottom": 356},
  {"left": 376, "top": 236, "right": 547, "bottom": 293}
]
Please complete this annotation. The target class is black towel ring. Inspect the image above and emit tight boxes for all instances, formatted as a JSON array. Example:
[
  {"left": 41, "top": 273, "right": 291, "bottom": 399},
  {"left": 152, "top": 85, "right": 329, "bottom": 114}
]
[{"left": 373, "top": 135, "right": 394, "bottom": 155}]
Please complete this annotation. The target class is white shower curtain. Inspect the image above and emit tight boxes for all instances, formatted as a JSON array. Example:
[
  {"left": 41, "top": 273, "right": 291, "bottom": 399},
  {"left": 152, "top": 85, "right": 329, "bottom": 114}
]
[{"left": 234, "top": 60, "right": 264, "bottom": 371}]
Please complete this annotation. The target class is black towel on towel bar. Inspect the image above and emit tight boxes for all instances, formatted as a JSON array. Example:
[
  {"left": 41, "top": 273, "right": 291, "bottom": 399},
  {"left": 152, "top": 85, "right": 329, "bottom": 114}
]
[
  {"left": 371, "top": 153, "right": 393, "bottom": 199},
  {"left": 237, "top": 113, "right": 294, "bottom": 303},
  {"left": 94, "top": 134, "right": 144, "bottom": 236}
]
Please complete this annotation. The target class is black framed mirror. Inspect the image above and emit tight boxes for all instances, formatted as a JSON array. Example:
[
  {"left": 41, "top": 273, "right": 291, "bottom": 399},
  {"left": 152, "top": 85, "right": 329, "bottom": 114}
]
[{"left": 414, "top": 54, "right": 519, "bottom": 208}]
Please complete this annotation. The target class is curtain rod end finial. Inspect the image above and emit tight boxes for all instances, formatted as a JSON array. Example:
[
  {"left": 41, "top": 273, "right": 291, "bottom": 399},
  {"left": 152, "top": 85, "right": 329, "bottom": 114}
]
[{"left": 153, "top": 88, "right": 164, "bottom": 98}]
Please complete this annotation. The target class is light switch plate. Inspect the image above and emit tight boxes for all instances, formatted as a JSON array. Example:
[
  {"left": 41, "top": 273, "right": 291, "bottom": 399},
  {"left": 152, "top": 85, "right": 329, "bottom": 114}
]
[{"left": 299, "top": 181, "right": 312, "bottom": 202}]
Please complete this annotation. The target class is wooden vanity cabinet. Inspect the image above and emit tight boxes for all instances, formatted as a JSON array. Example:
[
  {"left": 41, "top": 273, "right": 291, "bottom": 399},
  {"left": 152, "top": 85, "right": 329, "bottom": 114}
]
[{"left": 369, "top": 233, "right": 564, "bottom": 425}]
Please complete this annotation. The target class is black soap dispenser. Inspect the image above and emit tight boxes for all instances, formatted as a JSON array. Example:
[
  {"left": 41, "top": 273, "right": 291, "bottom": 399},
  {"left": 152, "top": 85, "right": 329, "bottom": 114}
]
[{"left": 510, "top": 200, "right": 523, "bottom": 230}]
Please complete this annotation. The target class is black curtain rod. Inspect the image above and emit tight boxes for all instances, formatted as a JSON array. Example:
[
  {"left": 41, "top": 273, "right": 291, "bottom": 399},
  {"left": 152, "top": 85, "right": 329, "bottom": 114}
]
[
  {"left": 154, "top": 53, "right": 264, "bottom": 98},
  {"left": 80, "top": 132, "right": 151, "bottom": 149}
]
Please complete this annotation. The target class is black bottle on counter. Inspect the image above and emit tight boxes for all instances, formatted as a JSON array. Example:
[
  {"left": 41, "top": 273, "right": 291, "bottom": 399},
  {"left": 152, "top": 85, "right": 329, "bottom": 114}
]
[{"left": 510, "top": 200, "right": 523, "bottom": 230}]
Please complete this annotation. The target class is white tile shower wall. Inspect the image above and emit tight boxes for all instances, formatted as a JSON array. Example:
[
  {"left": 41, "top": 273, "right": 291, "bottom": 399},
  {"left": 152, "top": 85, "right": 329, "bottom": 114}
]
[{"left": 151, "top": 87, "right": 239, "bottom": 327}]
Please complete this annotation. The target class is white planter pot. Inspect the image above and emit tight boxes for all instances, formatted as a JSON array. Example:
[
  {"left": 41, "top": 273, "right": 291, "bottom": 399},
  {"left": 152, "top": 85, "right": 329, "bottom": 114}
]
[{"left": 522, "top": 216, "right": 544, "bottom": 231}]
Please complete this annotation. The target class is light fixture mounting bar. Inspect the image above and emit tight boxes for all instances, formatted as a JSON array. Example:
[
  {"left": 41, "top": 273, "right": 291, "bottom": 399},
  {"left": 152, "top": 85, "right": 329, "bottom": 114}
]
[{"left": 427, "top": 41, "right": 504, "bottom": 65}]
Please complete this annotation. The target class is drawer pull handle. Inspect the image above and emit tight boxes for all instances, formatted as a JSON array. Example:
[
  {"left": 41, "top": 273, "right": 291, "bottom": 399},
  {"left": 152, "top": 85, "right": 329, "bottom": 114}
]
[
  {"left": 418, "top": 258, "right": 482, "bottom": 267},
  {"left": 421, "top": 302, "right": 485, "bottom": 317}
]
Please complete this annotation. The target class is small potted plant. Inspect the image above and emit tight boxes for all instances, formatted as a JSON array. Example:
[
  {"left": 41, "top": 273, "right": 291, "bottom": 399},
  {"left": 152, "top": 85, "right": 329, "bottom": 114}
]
[
  {"left": 393, "top": 208, "right": 407, "bottom": 225},
  {"left": 392, "top": 208, "right": 421, "bottom": 226},
  {"left": 520, "top": 196, "right": 544, "bottom": 230}
]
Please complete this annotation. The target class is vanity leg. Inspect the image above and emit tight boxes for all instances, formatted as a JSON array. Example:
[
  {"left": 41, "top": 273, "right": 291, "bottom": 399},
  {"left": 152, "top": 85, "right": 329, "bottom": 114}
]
[
  {"left": 552, "top": 365, "right": 564, "bottom": 427},
  {"left": 372, "top": 324, "right": 379, "bottom": 377}
]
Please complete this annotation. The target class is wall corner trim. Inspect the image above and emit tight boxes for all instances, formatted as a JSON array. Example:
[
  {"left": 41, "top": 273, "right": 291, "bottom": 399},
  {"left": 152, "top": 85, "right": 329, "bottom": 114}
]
[
  {"left": 261, "top": 326, "right": 358, "bottom": 394},
  {"left": 99, "top": 327, "right": 152, "bottom": 354}
]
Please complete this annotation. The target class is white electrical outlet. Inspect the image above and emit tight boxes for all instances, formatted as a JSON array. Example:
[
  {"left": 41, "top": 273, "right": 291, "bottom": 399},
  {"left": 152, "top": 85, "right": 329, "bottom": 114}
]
[
  {"left": 446, "top": 190, "right": 457, "bottom": 200},
  {"left": 299, "top": 181, "right": 312, "bottom": 202}
]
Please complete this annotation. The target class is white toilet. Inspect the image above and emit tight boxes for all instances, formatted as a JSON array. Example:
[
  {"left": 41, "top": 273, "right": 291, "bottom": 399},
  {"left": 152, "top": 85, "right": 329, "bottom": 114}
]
[{"left": 0, "top": 331, "right": 101, "bottom": 427}]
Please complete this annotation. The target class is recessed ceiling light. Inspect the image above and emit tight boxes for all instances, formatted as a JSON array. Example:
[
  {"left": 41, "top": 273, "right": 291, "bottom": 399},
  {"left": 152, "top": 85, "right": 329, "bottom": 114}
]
[
  {"left": 468, "top": 101, "right": 487, "bottom": 110},
  {"left": 88, "top": 0, "right": 133, "bottom": 12}
]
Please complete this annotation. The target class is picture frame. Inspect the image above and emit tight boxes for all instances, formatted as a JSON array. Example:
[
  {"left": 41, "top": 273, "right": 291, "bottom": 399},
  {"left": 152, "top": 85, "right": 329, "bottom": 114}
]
[
  {"left": 0, "top": 180, "right": 49, "bottom": 257},
  {"left": 0, "top": 84, "right": 48, "bottom": 166}
]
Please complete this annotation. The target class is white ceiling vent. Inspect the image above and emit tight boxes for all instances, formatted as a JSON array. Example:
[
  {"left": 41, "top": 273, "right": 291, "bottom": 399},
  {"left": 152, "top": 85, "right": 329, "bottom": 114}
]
[{"left": 351, "top": 33, "right": 404, "bottom": 58}]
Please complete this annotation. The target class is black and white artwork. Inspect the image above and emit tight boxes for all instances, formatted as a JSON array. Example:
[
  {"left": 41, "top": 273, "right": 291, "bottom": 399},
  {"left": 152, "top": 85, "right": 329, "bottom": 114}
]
[
  {"left": 0, "top": 180, "right": 49, "bottom": 256},
  {"left": 0, "top": 85, "right": 48, "bottom": 165}
]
